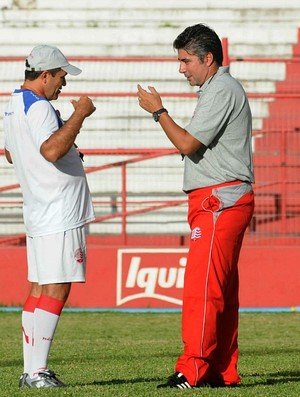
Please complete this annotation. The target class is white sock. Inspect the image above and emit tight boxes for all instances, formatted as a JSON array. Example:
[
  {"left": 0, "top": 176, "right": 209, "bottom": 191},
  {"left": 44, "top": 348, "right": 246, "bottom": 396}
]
[
  {"left": 22, "top": 296, "right": 39, "bottom": 374},
  {"left": 29, "top": 295, "right": 64, "bottom": 379}
]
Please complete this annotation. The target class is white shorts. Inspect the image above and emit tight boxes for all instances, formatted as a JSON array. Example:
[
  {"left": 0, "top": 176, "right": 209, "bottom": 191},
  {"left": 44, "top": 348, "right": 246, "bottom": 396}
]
[{"left": 26, "top": 226, "right": 87, "bottom": 285}]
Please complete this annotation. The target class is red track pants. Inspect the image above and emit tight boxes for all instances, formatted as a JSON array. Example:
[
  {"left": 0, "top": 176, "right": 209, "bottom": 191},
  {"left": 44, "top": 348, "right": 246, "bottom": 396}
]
[{"left": 175, "top": 180, "right": 255, "bottom": 386}]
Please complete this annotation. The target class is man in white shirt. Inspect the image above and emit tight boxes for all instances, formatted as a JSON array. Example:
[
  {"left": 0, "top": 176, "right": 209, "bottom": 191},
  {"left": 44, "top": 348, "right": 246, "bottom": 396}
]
[{"left": 4, "top": 45, "right": 96, "bottom": 388}]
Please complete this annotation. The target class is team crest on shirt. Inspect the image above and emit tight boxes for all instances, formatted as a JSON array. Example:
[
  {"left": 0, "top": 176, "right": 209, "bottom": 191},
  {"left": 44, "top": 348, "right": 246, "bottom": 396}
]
[
  {"left": 191, "top": 226, "right": 202, "bottom": 240},
  {"left": 74, "top": 248, "right": 84, "bottom": 264}
]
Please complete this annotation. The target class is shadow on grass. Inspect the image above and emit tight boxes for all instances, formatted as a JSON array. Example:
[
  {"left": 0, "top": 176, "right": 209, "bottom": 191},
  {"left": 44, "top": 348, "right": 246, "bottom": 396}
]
[
  {"left": 241, "top": 347, "right": 300, "bottom": 356},
  {"left": 239, "top": 370, "right": 300, "bottom": 387},
  {"left": 0, "top": 359, "right": 21, "bottom": 368},
  {"left": 264, "top": 370, "right": 300, "bottom": 385},
  {"left": 73, "top": 370, "right": 300, "bottom": 388},
  {"left": 78, "top": 377, "right": 162, "bottom": 387}
]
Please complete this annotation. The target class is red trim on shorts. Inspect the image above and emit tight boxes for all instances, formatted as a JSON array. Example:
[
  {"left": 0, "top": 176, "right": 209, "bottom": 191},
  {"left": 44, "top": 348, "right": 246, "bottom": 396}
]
[
  {"left": 36, "top": 294, "right": 64, "bottom": 316},
  {"left": 23, "top": 295, "right": 39, "bottom": 313}
]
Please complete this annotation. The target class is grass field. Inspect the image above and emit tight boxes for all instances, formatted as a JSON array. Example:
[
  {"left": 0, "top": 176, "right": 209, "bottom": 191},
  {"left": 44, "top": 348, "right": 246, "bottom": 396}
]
[{"left": 0, "top": 311, "right": 299, "bottom": 396}]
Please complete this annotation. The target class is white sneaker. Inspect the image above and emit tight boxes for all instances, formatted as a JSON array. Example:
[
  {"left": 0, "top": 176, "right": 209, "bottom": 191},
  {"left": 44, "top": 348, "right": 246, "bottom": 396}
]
[
  {"left": 23, "top": 369, "right": 67, "bottom": 388},
  {"left": 18, "top": 373, "right": 28, "bottom": 387}
]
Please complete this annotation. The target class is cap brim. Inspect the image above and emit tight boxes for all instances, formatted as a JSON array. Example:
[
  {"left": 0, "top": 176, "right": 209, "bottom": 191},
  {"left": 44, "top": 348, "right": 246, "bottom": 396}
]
[{"left": 62, "top": 64, "right": 82, "bottom": 76}]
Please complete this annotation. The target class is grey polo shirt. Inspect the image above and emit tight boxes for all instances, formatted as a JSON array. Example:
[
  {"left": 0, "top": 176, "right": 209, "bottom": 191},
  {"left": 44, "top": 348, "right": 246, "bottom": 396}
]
[{"left": 183, "top": 66, "right": 255, "bottom": 191}]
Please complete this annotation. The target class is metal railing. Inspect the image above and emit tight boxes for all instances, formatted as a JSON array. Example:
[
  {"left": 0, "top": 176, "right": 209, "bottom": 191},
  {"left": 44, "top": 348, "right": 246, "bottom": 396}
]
[{"left": 0, "top": 49, "right": 299, "bottom": 244}]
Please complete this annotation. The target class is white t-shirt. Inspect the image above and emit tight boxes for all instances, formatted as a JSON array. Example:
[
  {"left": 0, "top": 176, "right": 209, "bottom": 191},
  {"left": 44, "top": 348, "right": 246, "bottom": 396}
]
[{"left": 4, "top": 89, "right": 95, "bottom": 237}]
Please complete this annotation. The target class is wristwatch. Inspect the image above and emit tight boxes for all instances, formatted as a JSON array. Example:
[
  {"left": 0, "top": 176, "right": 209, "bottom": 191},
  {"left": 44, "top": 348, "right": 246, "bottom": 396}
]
[{"left": 152, "top": 108, "right": 168, "bottom": 122}]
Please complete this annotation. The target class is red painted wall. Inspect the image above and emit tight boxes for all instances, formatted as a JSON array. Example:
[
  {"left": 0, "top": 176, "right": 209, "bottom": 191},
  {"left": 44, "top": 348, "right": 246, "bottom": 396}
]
[{"left": 1, "top": 242, "right": 299, "bottom": 309}]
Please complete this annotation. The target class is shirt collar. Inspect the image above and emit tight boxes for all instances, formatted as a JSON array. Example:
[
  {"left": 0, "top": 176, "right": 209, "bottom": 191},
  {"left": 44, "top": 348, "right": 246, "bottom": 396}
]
[{"left": 197, "top": 66, "right": 229, "bottom": 94}]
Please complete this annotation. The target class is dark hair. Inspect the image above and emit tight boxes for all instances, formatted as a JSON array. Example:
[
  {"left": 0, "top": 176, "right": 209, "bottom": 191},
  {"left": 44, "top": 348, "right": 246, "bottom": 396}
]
[
  {"left": 173, "top": 23, "right": 223, "bottom": 66},
  {"left": 24, "top": 60, "right": 62, "bottom": 81}
]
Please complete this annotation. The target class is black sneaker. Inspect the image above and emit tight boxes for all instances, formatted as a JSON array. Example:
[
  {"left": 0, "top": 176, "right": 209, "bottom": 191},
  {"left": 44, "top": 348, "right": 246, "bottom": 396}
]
[{"left": 157, "top": 372, "right": 193, "bottom": 389}]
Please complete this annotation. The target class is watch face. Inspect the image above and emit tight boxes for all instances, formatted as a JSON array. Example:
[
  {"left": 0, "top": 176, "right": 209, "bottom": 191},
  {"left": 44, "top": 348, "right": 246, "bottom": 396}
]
[{"left": 153, "top": 108, "right": 167, "bottom": 122}]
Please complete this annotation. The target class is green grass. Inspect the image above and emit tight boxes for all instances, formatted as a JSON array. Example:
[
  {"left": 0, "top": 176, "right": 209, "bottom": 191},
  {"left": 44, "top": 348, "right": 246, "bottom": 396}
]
[{"left": 0, "top": 311, "right": 299, "bottom": 396}]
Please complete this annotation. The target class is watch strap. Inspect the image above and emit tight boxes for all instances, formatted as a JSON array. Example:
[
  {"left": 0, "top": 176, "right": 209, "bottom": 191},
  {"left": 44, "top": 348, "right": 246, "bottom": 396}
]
[{"left": 152, "top": 108, "right": 168, "bottom": 122}]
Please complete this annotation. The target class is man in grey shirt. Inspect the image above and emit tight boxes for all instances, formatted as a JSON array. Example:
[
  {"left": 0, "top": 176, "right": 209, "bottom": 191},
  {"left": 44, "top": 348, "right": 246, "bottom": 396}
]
[{"left": 137, "top": 23, "right": 255, "bottom": 389}]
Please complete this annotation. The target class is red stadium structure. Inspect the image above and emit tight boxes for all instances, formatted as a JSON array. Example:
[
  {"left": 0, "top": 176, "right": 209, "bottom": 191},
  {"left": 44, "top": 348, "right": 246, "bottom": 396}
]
[{"left": 0, "top": 37, "right": 299, "bottom": 311}]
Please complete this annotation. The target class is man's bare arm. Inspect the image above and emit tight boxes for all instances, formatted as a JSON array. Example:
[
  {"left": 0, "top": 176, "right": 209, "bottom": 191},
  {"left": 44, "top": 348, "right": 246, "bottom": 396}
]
[{"left": 40, "top": 96, "right": 96, "bottom": 162}]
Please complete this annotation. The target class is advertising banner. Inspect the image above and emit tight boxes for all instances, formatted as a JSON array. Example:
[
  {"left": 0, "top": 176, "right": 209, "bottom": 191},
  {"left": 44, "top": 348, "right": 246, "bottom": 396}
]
[
  {"left": 116, "top": 248, "right": 187, "bottom": 308},
  {"left": 0, "top": 245, "right": 299, "bottom": 309}
]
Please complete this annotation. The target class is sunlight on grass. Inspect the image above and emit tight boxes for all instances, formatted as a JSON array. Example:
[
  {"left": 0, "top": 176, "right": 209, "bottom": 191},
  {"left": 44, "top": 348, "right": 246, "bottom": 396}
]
[{"left": 0, "top": 312, "right": 299, "bottom": 396}]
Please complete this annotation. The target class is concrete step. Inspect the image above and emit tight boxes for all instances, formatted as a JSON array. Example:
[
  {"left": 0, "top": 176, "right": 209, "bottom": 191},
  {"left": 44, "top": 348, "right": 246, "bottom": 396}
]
[
  {"left": 0, "top": 26, "right": 297, "bottom": 58},
  {"left": 0, "top": 94, "right": 270, "bottom": 151},
  {"left": 0, "top": 189, "right": 189, "bottom": 236},
  {"left": 0, "top": 59, "right": 286, "bottom": 86},
  {"left": 23, "top": 0, "right": 300, "bottom": 10},
  {"left": 3, "top": 8, "right": 300, "bottom": 28}
]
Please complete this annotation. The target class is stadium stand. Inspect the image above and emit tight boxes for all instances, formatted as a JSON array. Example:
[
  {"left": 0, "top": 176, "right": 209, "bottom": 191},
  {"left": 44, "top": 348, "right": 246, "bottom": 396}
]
[{"left": 0, "top": 0, "right": 299, "bottom": 240}]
